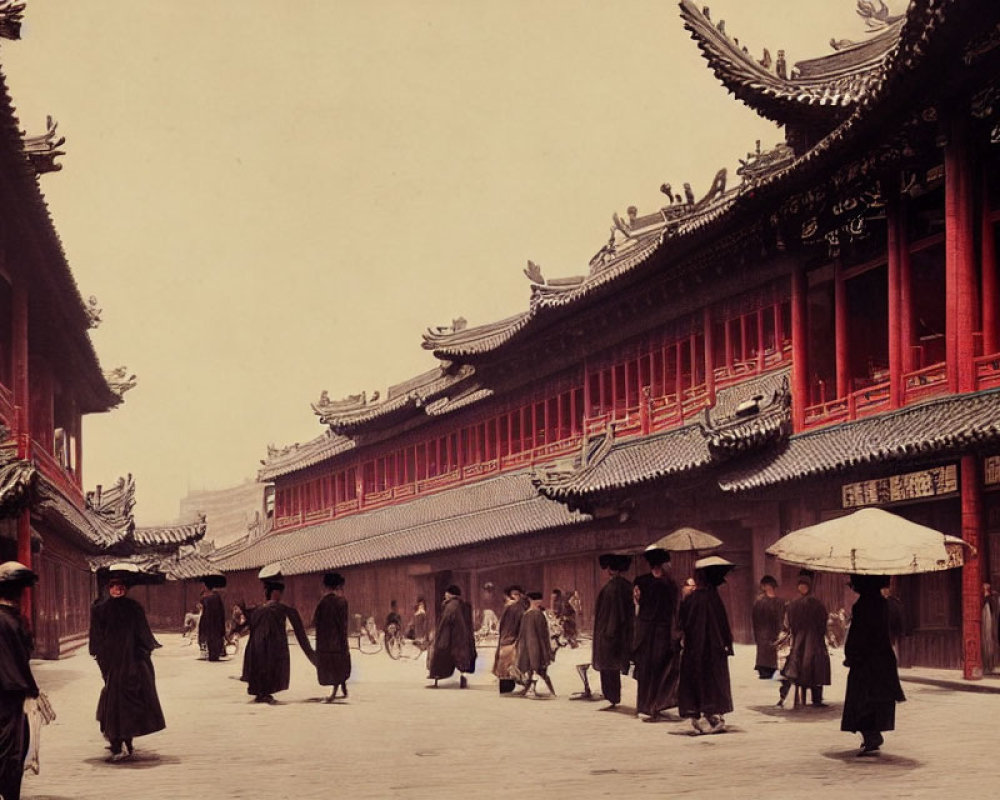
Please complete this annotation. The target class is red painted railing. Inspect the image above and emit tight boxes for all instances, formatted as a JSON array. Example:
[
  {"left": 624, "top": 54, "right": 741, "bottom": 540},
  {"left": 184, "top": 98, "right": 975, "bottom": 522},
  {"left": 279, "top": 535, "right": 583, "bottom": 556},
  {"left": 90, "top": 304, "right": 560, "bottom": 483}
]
[
  {"left": 904, "top": 362, "right": 949, "bottom": 402},
  {"left": 32, "top": 439, "right": 84, "bottom": 507},
  {"left": 975, "top": 352, "right": 1000, "bottom": 390}
]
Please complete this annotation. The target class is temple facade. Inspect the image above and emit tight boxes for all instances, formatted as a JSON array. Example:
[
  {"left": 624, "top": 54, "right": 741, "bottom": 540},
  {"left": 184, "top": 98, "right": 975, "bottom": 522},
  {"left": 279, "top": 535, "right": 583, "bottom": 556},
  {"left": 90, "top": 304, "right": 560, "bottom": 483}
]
[{"left": 209, "top": 0, "right": 1000, "bottom": 675}]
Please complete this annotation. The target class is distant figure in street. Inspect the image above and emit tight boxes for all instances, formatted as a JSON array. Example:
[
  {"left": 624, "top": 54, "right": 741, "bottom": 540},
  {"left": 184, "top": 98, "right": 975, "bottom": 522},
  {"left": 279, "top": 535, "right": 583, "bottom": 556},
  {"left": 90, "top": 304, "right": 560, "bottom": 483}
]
[
  {"left": 591, "top": 553, "right": 634, "bottom": 707},
  {"left": 983, "top": 582, "right": 1000, "bottom": 674},
  {"left": 632, "top": 547, "right": 681, "bottom": 720},
  {"left": 515, "top": 592, "right": 556, "bottom": 696},
  {"left": 841, "top": 574, "right": 906, "bottom": 756},
  {"left": 240, "top": 568, "right": 316, "bottom": 704},
  {"left": 89, "top": 567, "right": 166, "bottom": 761},
  {"left": 182, "top": 602, "right": 202, "bottom": 645},
  {"left": 751, "top": 575, "right": 786, "bottom": 679},
  {"left": 198, "top": 575, "right": 227, "bottom": 662},
  {"left": 493, "top": 585, "right": 525, "bottom": 694},
  {"left": 427, "top": 585, "right": 476, "bottom": 688},
  {"left": 678, "top": 556, "right": 735, "bottom": 735},
  {"left": 313, "top": 572, "right": 351, "bottom": 702},
  {"left": 561, "top": 589, "right": 581, "bottom": 648},
  {"left": 549, "top": 588, "right": 564, "bottom": 620},
  {"left": 409, "top": 597, "right": 429, "bottom": 648},
  {"left": 384, "top": 599, "right": 402, "bottom": 635},
  {"left": 783, "top": 571, "right": 831, "bottom": 707},
  {"left": 0, "top": 561, "right": 39, "bottom": 800}
]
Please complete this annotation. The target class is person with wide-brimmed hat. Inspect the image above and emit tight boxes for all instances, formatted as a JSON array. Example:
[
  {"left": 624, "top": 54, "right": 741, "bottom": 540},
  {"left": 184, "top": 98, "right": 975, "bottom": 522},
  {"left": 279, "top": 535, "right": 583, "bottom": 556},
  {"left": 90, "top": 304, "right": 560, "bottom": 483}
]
[
  {"left": 313, "top": 572, "right": 351, "bottom": 702},
  {"left": 240, "top": 565, "right": 316, "bottom": 704},
  {"left": 197, "top": 574, "right": 227, "bottom": 662},
  {"left": 678, "top": 556, "right": 735, "bottom": 734},
  {"left": 427, "top": 585, "right": 476, "bottom": 688},
  {"left": 591, "top": 553, "right": 634, "bottom": 707},
  {"left": 631, "top": 547, "right": 681, "bottom": 720},
  {"left": 88, "top": 563, "right": 166, "bottom": 761},
  {"left": 0, "top": 562, "right": 39, "bottom": 799}
]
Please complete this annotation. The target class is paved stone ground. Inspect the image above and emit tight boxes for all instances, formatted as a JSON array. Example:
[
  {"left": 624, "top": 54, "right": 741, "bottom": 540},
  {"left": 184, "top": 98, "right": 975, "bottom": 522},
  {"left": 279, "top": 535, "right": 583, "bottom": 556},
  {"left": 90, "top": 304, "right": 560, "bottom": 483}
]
[{"left": 20, "top": 634, "right": 993, "bottom": 800}]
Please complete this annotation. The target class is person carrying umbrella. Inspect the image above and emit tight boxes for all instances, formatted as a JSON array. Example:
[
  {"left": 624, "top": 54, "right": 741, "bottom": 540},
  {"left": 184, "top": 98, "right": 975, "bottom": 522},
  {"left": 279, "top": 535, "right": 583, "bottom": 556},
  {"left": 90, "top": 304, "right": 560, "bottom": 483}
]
[
  {"left": 841, "top": 574, "right": 906, "bottom": 755},
  {"left": 783, "top": 570, "right": 831, "bottom": 707},
  {"left": 631, "top": 547, "right": 681, "bottom": 720}
]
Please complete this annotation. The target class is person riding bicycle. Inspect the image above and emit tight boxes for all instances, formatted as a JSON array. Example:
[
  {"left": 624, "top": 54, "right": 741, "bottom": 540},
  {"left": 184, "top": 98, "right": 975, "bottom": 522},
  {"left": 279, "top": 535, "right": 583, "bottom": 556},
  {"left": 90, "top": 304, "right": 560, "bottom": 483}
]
[{"left": 384, "top": 600, "right": 403, "bottom": 635}]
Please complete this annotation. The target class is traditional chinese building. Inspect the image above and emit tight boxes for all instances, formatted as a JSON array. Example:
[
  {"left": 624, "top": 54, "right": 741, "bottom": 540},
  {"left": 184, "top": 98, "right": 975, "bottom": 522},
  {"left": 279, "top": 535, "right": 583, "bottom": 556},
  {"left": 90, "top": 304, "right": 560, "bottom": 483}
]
[{"left": 212, "top": 0, "right": 1000, "bottom": 674}]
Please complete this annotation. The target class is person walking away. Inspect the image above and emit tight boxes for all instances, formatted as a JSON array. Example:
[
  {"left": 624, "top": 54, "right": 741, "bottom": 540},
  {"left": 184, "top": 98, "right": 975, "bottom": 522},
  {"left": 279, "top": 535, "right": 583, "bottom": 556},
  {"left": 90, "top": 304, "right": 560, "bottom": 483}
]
[
  {"left": 314, "top": 572, "right": 351, "bottom": 702},
  {"left": 784, "top": 571, "right": 831, "bottom": 707},
  {"left": 752, "top": 575, "right": 786, "bottom": 679},
  {"left": 182, "top": 602, "right": 201, "bottom": 645},
  {"left": 591, "top": 554, "right": 634, "bottom": 707},
  {"left": 492, "top": 585, "right": 525, "bottom": 694},
  {"left": 561, "top": 589, "right": 581, "bottom": 647},
  {"left": 198, "top": 575, "right": 227, "bottom": 661},
  {"left": 678, "top": 556, "right": 735, "bottom": 734},
  {"left": 89, "top": 566, "right": 165, "bottom": 761},
  {"left": 427, "top": 585, "right": 477, "bottom": 688},
  {"left": 841, "top": 574, "right": 906, "bottom": 756},
  {"left": 632, "top": 547, "right": 681, "bottom": 720},
  {"left": 240, "top": 567, "right": 316, "bottom": 704},
  {"left": 515, "top": 592, "right": 556, "bottom": 696},
  {"left": 409, "top": 597, "right": 429, "bottom": 649},
  {"left": 0, "top": 562, "right": 39, "bottom": 799}
]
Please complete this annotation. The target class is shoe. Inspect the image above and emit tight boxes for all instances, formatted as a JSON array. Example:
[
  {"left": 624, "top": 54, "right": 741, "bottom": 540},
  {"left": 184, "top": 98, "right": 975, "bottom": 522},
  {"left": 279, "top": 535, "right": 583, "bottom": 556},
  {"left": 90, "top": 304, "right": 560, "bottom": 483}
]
[
  {"left": 775, "top": 699, "right": 785, "bottom": 708},
  {"left": 812, "top": 702, "right": 829, "bottom": 708},
  {"left": 459, "top": 675, "right": 468, "bottom": 689},
  {"left": 691, "top": 717, "right": 710, "bottom": 735},
  {"left": 106, "top": 751, "right": 129, "bottom": 763},
  {"left": 707, "top": 715, "right": 726, "bottom": 734}
]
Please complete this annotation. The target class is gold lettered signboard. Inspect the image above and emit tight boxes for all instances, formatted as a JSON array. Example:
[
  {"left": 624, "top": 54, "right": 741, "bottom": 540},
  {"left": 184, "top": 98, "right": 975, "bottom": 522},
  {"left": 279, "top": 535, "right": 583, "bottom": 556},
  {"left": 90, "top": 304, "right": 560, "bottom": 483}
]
[
  {"left": 842, "top": 464, "right": 959, "bottom": 509},
  {"left": 985, "top": 455, "right": 1000, "bottom": 486}
]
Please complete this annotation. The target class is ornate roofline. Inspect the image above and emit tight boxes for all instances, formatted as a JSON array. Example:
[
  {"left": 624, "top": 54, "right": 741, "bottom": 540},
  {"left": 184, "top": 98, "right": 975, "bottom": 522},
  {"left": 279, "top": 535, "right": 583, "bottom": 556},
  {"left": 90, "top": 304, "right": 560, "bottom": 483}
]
[{"left": 0, "top": 2, "right": 24, "bottom": 41}]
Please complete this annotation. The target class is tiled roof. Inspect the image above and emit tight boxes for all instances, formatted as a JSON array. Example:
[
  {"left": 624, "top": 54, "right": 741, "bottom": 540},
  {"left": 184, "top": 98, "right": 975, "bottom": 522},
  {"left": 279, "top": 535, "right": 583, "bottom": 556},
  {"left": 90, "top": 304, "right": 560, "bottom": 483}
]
[
  {"left": 36, "top": 477, "right": 130, "bottom": 550},
  {"left": 131, "top": 518, "right": 206, "bottom": 548},
  {"left": 0, "top": 449, "right": 35, "bottom": 514},
  {"left": 212, "top": 470, "right": 590, "bottom": 575},
  {"left": 719, "top": 389, "right": 1000, "bottom": 492},
  {"left": 258, "top": 431, "right": 355, "bottom": 481},
  {"left": 159, "top": 552, "right": 222, "bottom": 582}
]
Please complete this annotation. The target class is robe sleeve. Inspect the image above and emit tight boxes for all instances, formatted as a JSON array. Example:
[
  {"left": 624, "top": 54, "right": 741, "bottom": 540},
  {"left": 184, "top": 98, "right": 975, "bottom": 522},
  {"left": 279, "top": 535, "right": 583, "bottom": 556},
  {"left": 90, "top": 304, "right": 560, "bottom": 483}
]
[{"left": 287, "top": 606, "right": 316, "bottom": 664}]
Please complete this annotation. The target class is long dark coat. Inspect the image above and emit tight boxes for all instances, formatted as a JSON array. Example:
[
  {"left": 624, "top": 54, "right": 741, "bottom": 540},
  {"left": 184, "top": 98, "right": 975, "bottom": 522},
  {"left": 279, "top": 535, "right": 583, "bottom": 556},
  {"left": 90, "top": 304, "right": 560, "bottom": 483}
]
[
  {"left": 492, "top": 599, "right": 525, "bottom": 679},
  {"left": 198, "top": 589, "right": 226, "bottom": 661},
  {"left": 240, "top": 601, "right": 315, "bottom": 697},
  {"left": 313, "top": 593, "right": 351, "bottom": 686},
  {"left": 515, "top": 607, "right": 553, "bottom": 672},
  {"left": 678, "top": 585, "right": 734, "bottom": 718},
  {"left": 89, "top": 596, "right": 166, "bottom": 743},
  {"left": 841, "top": 592, "right": 905, "bottom": 734},
  {"left": 427, "top": 597, "right": 476, "bottom": 679},
  {"left": 751, "top": 595, "right": 786, "bottom": 672},
  {"left": 632, "top": 572, "right": 680, "bottom": 715},
  {"left": 0, "top": 605, "right": 36, "bottom": 800},
  {"left": 785, "top": 594, "right": 832, "bottom": 688},
  {"left": 592, "top": 575, "right": 634, "bottom": 673}
]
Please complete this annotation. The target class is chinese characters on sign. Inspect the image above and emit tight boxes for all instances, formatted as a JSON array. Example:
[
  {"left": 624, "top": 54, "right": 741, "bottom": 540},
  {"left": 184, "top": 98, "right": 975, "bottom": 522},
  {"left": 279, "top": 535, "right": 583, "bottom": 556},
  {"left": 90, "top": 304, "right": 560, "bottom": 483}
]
[
  {"left": 841, "top": 464, "right": 958, "bottom": 509},
  {"left": 985, "top": 455, "right": 1000, "bottom": 486}
]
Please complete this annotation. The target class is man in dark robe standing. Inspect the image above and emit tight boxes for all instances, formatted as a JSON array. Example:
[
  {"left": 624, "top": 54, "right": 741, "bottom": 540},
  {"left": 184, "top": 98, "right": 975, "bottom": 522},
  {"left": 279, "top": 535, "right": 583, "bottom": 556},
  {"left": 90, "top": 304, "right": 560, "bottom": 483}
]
[
  {"left": 841, "top": 574, "right": 906, "bottom": 755},
  {"left": 427, "top": 585, "right": 476, "bottom": 688},
  {"left": 784, "top": 571, "right": 832, "bottom": 707},
  {"left": 678, "top": 556, "right": 735, "bottom": 734},
  {"left": 492, "top": 585, "right": 525, "bottom": 694},
  {"left": 197, "top": 574, "right": 227, "bottom": 662},
  {"left": 89, "top": 566, "right": 166, "bottom": 761},
  {"left": 751, "top": 575, "right": 785, "bottom": 679},
  {"left": 515, "top": 592, "right": 555, "bottom": 696},
  {"left": 592, "top": 554, "right": 634, "bottom": 707},
  {"left": 313, "top": 572, "right": 351, "bottom": 702},
  {"left": 631, "top": 547, "right": 680, "bottom": 720},
  {"left": 240, "top": 566, "right": 316, "bottom": 704},
  {"left": 0, "top": 562, "right": 38, "bottom": 800}
]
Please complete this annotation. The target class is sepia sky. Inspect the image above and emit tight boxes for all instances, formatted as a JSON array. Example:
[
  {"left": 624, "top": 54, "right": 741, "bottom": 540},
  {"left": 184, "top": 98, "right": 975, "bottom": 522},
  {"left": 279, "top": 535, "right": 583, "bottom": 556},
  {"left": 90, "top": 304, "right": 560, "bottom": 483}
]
[{"left": 1, "top": 1, "right": 884, "bottom": 525}]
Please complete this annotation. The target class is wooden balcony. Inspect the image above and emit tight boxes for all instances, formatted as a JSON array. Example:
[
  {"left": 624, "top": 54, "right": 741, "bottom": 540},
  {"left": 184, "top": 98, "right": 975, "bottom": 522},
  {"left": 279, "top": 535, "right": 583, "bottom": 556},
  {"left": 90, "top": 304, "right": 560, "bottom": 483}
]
[
  {"left": 904, "top": 362, "right": 949, "bottom": 402},
  {"left": 31, "top": 439, "right": 83, "bottom": 506},
  {"left": 976, "top": 352, "right": 1000, "bottom": 390}
]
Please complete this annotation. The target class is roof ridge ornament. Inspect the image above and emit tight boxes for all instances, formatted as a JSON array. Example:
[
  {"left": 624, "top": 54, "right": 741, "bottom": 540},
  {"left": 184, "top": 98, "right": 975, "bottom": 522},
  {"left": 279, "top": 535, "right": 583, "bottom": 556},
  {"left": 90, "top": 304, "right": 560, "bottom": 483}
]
[
  {"left": 22, "top": 116, "right": 66, "bottom": 174},
  {"left": 0, "top": 1, "right": 24, "bottom": 41},
  {"left": 85, "top": 295, "right": 102, "bottom": 328},
  {"left": 856, "top": 0, "right": 904, "bottom": 32},
  {"left": 104, "top": 366, "right": 137, "bottom": 400}
]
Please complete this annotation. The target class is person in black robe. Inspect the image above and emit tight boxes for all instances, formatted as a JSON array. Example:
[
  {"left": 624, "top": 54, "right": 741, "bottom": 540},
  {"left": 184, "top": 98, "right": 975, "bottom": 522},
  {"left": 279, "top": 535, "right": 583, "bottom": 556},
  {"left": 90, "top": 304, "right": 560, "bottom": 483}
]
[
  {"left": 784, "top": 571, "right": 831, "bottom": 707},
  {"left": 0, "top": 562, "right": 38, "bottom": 800},
  {"left": 240, "top": 575, "right": 316, "bottom": 703},
  {"left": 752, "top": 575, "right": 786, "bottom": 679},
  {"left": 592, "top": 553, "right": 634, "bottom": 707},
  {"left": 678, "top": 556, "right": 735, "bottom": 734},
  {"left": 492, "top": 585, "right": 525, "bottom": 694},
  {"left": 313, "top": 572, "right": 351, "bottom": 702},
  {"left": 631, "top": 547, "right": 680, "bottom": 720},
  {"left": 89, "top": 572, "right": 166, "bottom": 761},
  {"left": 841, "top": 574, "right": 906, "bottom": 755},
  {"left": 197, "top": 575, "right": 227, "bottom": 662},
  {"left": 427, "top": 585, "right": 476, "bottom": 688},
  {"left": 515, "top": 592, "right": 555, "bottom": 696}
]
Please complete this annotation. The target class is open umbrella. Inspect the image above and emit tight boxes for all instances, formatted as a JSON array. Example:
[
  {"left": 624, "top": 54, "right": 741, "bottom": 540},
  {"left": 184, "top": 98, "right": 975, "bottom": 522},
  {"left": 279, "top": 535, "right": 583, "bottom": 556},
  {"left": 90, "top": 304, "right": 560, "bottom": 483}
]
[
  {"left": 648, "top": 527, "right": 723, "bottom": 552},
  {"left": 765, "top": 508, "right": 972, "bottom": 575}
]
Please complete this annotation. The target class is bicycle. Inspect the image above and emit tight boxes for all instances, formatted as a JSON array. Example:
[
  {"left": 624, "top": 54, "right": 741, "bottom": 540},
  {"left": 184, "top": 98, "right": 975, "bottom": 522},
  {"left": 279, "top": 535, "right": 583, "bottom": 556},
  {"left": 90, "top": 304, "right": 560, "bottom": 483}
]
[{"left": 384, "top": 622, "right": 429, "bottom": 660}]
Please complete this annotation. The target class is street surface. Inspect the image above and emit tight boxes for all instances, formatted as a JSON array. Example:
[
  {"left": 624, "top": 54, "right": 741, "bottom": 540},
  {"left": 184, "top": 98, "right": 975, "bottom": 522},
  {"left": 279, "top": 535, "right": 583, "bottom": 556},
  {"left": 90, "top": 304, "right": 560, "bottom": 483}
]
[{"left": 22, "top": 633, "right": 991, "bottom": 799}]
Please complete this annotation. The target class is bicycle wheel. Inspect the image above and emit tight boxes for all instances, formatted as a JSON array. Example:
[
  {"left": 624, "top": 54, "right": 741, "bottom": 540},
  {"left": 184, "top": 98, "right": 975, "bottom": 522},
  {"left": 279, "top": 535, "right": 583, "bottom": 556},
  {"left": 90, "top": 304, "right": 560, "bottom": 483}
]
[
  {"left": 359, "top": 635, "right": 382, "bottom": 655},
  {"left": 385, "top": 634, "right": 403, "bottom": 660}
]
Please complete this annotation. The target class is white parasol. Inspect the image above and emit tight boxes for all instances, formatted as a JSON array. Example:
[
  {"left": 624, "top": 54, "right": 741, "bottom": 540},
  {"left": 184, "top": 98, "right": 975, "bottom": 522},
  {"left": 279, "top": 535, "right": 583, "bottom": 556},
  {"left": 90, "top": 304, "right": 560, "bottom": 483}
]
[{"left": 648, "top": 527, "right": 723, "bottom": 552}]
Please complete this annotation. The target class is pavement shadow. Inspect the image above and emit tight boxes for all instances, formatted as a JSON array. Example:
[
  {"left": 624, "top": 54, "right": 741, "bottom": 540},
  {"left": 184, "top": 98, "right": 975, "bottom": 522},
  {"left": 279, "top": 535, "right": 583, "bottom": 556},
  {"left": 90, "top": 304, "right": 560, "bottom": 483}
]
[
  {"left": 667, "top": 725, "right": 745, "bottom": 737},
  {"left": 821, "top": 749, "right": 922, "bottom": 769},
  {"left": 746, "top": 703, "right": 841, "bottom": 721},
  {"left": 84, "top": 753, "right": 180, "bottom": 770}
]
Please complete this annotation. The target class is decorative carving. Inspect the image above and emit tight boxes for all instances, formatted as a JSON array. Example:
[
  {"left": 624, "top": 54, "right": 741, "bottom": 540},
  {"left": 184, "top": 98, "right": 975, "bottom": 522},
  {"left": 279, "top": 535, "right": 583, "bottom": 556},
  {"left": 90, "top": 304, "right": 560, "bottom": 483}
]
[
  {"left": 311, "top": 388, "right": 382, "bottom": 418},
  {"left": 85, "top": 295, "right": 102, "bottom": 328},
  {"left": 0, "top": 2, "right": 24, "bottom": 41},
  {"left": 22, "top": 116, "right": 65, "bottom": 174},
  {"left": 856, "top": 0, "right": 904, "bottom": 32},
  {"left": 965, "top": 23, "right": 1000, "bottom": 65},
  {"left": 524, "top": 260, "right": 544, "bottom": 285},
  {"left": 105, "top": 367, "right": 137, "bottom": 398},
  {"left": 86, "top": 473, "right": 137, "bottom": 526},
  {"left": 737, "top": 140, "right": 795, "bottom": 183}
]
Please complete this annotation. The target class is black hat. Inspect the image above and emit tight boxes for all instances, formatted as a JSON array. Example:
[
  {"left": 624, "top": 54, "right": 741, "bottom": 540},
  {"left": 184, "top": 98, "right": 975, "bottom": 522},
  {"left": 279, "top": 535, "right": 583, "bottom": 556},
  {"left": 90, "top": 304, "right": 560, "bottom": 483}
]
[
  {"left": 643, "top": 547, "right": 671, "bottom": 567},
  {"left": 611, "top": 554, "right": 632, "bottom": 572},
  {"left": 0, "top": 561, "right": 38, "bottom": 587},
  {"left": 202, "top": 574, "right": 227, "bottom": 590},
  {"left": 526, "top": 591, "right": 543, "bottom": 600},
  {"left": 445, "top": 584, "right": 462, "bottom": 596},
  {"left": 598, "top": 553, "right": 612, "bottom": 569},
  {"left": 264, "top": 581, "right": 285, "bottom": 593},
  {"left": 323, "top": 572, "right": 345, "bottom": 589}
]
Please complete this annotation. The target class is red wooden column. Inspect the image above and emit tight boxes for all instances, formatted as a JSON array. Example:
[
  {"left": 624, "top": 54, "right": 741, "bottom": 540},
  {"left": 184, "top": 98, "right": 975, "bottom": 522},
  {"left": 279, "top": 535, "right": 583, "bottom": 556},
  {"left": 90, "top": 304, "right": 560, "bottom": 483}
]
[
  {"left": 756, "top": 309, "right": 766, "bottom": 372},
  {"left": 12, "top": 282, "right": 31, "bottom": 620},
  {"left": 703, "top": 308, "right": 715, "bottom": 406},
  {"left": 790, "top": 268, "right": 808, "bottom": 430},
  {"left": 981, "top": 175, "right": 998, "bottom": 356},
  {"left": 899, "top": 199, "right": 915, "bottom": 373},
  {"left": 887, "top": 192, "right": 903, "bottom": 407},
  {"left": 834, "top": 262, "right": 850, "bottom": 400},
  {"left": 961, "top": 454, "right": 983, "bottom": 680},
  {"left": 944, "top": 117, "right": 978, "bottom": 393}
]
